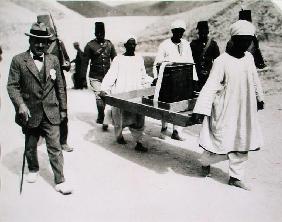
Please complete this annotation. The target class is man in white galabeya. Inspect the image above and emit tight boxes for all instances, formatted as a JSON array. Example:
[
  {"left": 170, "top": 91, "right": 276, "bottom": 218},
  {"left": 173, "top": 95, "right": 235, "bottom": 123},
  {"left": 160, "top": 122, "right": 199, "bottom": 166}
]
[
  {"left": 153, "top": 19, "right": 198, "bottom": 141},
  {"left": 193, "top": 20, "right": 265, "bottom": 190}
]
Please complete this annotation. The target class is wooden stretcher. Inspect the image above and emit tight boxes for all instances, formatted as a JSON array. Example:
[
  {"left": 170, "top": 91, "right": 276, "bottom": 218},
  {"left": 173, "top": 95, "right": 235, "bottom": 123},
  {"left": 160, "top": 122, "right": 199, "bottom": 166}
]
[{"left": 104, "top": 87, "right": 196, "bottom": 127}]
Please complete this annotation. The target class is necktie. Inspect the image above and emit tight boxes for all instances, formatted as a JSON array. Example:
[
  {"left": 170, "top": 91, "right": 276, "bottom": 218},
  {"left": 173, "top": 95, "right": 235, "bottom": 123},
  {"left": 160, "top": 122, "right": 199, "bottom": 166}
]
[{"left": 33, "top": 55, "right": 43, "bottom": 62}]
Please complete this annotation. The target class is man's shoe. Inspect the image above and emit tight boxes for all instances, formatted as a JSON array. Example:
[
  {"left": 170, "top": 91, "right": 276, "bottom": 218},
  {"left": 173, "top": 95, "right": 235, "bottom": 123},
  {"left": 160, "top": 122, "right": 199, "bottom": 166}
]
[
  {"left": 96, "top": 113, "right": 104, "bottom": 124},
  {"left": 117, "top": 136, "right": 127, "bottom": 144},
  {"left": 171, "top": 130, "right": 184, "bottom": 141},
  {"left": 61, "top": 144, "right": 73, "bottom": 152},
  {"left": 161, "top": 127, "right": 167, "bottom": 132},
  {"left": 135, "top": 142, "right": 148, "bottom": 153},
  {"left": 26, "top": 171, "right": 38, "bottom": 183},
  {"left": 96, "top": 118, "right": 103, "bottom": 124},
  {"left": 102, "top": 124, "right": 108, "bottom": 131},
  {"left": 201, "top": 165, "right": 211, "bottom": 177},
  {"left": 55, "top": 182, "right": 73, "bottom": 195},
  {"left": 228, "top": 177, "right": 251, "bottom": 191},
  {"left": 159, "top": 127, "right": 167, "bottom": 140}
]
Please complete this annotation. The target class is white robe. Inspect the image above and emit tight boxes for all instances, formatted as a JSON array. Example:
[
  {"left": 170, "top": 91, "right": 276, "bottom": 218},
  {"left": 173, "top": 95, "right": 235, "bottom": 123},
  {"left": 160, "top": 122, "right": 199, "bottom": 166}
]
[
  {"left": 153, "top": 38, "right": 198, "bottom": 80},
  {"left": 101, "top": 54, "right": 152, "bottom": 94},
  {"left": 101, "top": 54, "right": 152, "bottom": 138},
  {"left": 193, "top": 52, "right": 264, "bottom": 154}
]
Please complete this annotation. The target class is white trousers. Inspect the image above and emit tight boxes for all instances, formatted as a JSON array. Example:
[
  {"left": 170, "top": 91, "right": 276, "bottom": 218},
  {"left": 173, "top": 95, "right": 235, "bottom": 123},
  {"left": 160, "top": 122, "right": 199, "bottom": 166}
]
[
  {"left": 111, "top": 107, "right": 145, "bottom": 143},
  {"left": 114, "top": 126, "right": 144, "bottom": 142},
  {"left": 161, "top": 120, "right": 179, "bottom": 131},
  {"left": 199, "top": 150, "right": 248, "bottom": 180}
]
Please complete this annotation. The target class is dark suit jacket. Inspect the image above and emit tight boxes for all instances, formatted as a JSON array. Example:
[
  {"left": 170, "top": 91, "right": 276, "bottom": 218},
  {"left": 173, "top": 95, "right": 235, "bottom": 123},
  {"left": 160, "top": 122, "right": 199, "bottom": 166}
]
[{"left": 7, "top": 51, "right": 67, "bottom": 128}]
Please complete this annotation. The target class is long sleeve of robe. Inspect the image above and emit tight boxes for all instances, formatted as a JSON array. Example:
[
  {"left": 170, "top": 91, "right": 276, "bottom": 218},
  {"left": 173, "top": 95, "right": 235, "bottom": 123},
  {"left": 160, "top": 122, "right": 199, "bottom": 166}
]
[{"left": 193, "top": 52, "right": 264, "bottom": 154}]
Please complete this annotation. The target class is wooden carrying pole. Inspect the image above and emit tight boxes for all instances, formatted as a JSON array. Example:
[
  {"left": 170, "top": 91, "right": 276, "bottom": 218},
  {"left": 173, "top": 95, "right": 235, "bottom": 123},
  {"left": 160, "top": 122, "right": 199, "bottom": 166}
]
[{"left": 104, "top": 87, "right": 196, "bottom": 127}]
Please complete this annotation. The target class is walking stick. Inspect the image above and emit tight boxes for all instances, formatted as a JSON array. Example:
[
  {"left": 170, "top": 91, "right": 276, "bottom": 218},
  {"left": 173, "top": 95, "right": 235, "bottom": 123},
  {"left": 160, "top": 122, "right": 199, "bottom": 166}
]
[{"left": 20, "top": 149, "right": 26, "bottom": 194}]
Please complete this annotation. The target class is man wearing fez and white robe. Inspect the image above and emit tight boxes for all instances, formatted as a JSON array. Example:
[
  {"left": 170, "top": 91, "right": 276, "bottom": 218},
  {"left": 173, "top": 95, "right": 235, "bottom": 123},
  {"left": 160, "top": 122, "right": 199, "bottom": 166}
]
[
  {"left": 7, "top": 22, "right": 73, "bottom": 194},
  {"left": 100, "top": 35, "right": 152, "bottom": 152},
  {"left": 193, "top": 20, "right": 264, "bottom": 190},
  {"left": 81, "top": 22, "right": 117, "bottom": 131},
  {"left": 153, "top": 19, "right": 198, "bottom": 141}
]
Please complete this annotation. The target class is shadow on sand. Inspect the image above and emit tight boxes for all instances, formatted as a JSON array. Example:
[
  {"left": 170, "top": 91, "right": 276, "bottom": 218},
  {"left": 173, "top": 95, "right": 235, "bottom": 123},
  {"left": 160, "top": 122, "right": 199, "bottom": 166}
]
[
  {"left": 2, "top": 145, "right": 56, "bottom": 188},
  {"left": 76, "top": 112, "right": 229, "bottom": 185}
]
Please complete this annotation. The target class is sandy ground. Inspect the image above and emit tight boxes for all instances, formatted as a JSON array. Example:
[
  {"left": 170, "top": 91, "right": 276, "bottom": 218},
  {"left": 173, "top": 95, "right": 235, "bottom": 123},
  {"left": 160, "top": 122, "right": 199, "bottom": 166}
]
[
  {"left": 1, "top": 83, "right": 282, "bottom": 222},
  {"left": 1, "top": 6, "right": 282, "bottom": 222}
]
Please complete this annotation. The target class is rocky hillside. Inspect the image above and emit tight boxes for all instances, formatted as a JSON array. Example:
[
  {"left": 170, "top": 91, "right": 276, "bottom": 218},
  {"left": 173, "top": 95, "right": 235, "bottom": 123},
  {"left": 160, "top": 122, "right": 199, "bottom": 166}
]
[
  {"left": 197, "top": 0, "right": 282, "bottom": 42},
  {"left": 58, "top": 0, "right": 219, "bottom": 17},
  {"left": 116, "top": 1, "right": 219, "bottom": 16},
  {"left": 57, "top": 1, "right": 125, "bottom": 17},
  {"left": 137, "top": 0, "right": 235, "bottom": 51},
  {"left": 138, "top": 0, "right": 282, "bottom": 51}
]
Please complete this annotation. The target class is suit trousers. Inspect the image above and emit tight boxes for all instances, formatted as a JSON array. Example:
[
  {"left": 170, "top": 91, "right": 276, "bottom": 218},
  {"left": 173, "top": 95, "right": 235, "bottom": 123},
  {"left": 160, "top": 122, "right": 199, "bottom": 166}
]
[
  {"left": 24, "top": 114, "right": 65, "bottom": 184},
  {"left": 199, "top": 150, "right": 248, "bottom": 180}
]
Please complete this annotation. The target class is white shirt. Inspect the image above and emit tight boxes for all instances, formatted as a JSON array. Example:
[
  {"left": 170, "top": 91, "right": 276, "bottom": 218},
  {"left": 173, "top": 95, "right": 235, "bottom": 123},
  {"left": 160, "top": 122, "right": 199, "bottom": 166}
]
[
  {"left": 153, "top": 38, "right": 198, "bottom": 80},
  {"left": 30, "top": 51, "right": 44, "bottom": 71}
]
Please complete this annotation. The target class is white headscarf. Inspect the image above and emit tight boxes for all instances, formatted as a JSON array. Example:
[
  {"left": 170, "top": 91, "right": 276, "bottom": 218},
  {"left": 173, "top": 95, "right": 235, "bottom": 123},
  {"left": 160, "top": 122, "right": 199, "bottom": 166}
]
[
  {"left": 230, "top": 20, "right": 255, "bottom": 36},
  {"left": 120, "top": 34, "right": 137, "bottom": 45},
  {"left": 171, "top": 19, "right": 186, "bottom": 30}
]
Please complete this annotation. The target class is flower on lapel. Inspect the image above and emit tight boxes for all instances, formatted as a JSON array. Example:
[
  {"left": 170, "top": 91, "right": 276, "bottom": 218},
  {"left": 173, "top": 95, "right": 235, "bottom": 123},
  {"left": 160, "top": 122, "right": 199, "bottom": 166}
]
[{"left": 50, "top": 69, "right": 56, "bottom": 80}]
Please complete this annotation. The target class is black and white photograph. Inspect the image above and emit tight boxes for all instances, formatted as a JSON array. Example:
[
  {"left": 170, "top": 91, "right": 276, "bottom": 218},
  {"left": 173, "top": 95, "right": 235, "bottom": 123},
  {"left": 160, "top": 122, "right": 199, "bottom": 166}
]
[{"left": 1, "top": 0, "right": 282, "bottom": 221}]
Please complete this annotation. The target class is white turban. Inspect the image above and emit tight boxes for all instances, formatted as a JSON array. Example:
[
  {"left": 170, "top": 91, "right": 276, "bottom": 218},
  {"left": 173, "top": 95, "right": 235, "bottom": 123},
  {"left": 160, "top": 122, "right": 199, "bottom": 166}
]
[
  {"left": 230, "top": 20, "right": 255, "bottom": 36},
  {"left": 121, "top": 34, "right": 137, "bottom": 45},
  {"left": 171, "top": 19, "right": 186, "bottom": 30}
]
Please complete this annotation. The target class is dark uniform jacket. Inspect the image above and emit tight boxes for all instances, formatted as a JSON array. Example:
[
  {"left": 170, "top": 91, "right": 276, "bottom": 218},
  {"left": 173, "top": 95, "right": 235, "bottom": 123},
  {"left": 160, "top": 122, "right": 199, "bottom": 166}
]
[
  {"left": 7, "top": 51, "right": 67, "bottom": 128},
  {"left": 190, "top": 38, "right": 220, "bottom": 88},
  {"left": 81, "top": 39, "right": 116, "bottom": 81}
]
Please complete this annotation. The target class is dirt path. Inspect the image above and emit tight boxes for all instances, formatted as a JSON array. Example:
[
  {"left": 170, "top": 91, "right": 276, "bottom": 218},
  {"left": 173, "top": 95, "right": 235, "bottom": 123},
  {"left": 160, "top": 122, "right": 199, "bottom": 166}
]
[{"left": 1, "top": 86, "right": 282, "bottom": 222}]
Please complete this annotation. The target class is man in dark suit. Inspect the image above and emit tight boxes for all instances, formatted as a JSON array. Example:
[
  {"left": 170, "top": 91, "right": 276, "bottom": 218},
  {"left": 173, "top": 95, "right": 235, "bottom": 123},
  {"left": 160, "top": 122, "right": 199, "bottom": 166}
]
[{"left": 7, "top": 22, "right": 72, "bottom": 195}]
